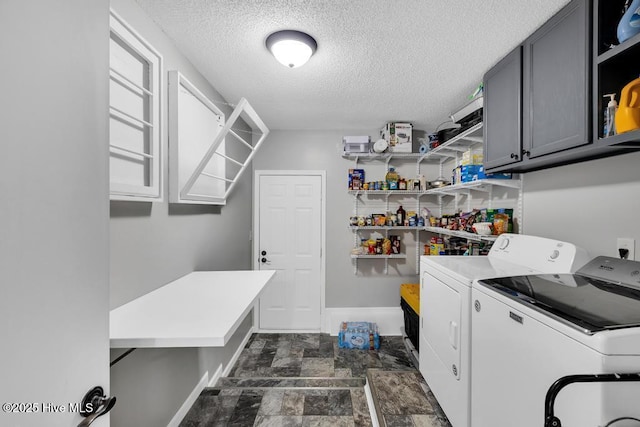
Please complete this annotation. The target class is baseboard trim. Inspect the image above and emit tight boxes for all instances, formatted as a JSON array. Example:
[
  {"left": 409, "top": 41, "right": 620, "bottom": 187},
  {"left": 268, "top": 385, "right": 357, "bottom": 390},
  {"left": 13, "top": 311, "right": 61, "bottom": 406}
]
[
  {"left": 208, "top": 363, "right": 224, "bottom": 388},
  {"left": 220, "top": 326, "right": 254, "bottom": 379},
  {"left": 364, "top": 378, "right": 381, "bottom": 427},
  {"left": 256, "top": 329, "right": 322, "bottom": 334},
  {"left": 324, "top": 307, "right": 403, "bottom": 336},
  {"left": 167, "top": 371, "right": 209, "bottom": 427},
  {"left": 169, "top": 326, "right": 255, "bottom": 426}
]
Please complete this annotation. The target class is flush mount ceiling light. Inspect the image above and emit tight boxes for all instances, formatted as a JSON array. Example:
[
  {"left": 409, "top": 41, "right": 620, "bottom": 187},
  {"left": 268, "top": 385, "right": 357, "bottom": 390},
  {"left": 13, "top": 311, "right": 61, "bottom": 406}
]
[{"left": 265, "top": 30, "right": 317, "bottom": 68}]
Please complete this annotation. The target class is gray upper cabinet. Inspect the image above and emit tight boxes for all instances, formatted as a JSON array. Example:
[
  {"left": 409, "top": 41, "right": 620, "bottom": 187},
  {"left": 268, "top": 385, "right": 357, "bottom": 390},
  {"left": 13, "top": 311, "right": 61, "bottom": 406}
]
[
  {"left": 483, "top": 46, "right": 522, "bottom": 170},
  {"left": 484, "top": 0, "right": 604, "bottom": 173},
  {"left": 523, "top": 0, "right": 591, "bottom": 159}
]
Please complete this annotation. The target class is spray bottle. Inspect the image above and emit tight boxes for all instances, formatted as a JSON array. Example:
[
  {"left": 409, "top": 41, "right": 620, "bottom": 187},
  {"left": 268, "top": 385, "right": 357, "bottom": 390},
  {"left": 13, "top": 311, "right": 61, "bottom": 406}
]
[{"left": 603, "top": 93, "right": 618, "bottom": 137}]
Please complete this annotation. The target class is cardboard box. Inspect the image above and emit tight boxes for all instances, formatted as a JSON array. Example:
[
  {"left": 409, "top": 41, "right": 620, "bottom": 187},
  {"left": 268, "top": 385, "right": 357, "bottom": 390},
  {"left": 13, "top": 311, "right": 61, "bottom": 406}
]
[
  {"left": 348, "top": 169, "right": 365, "bottom": 190},
  {"left": 477, "top": 166, "right": 512, "bottom": 180},
  {"left": 380, "top": 122, "right": 413, "bottom": 153},
  {"left": 462, "top": 150, "right": 484, "bottom": 166}
]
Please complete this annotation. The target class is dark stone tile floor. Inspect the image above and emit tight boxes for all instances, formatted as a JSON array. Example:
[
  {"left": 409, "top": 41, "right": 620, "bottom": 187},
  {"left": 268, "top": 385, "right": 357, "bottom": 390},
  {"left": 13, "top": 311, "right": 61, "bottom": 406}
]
[{"left": 180, "top": 333, "right": 451, "bottom": 427}]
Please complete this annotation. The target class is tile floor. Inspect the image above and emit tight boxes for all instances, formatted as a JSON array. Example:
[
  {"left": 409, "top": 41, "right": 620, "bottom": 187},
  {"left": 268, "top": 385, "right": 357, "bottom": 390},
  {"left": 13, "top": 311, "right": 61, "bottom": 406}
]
[{"left": 180, "top": 333, "right": 451, "bottom": 427}]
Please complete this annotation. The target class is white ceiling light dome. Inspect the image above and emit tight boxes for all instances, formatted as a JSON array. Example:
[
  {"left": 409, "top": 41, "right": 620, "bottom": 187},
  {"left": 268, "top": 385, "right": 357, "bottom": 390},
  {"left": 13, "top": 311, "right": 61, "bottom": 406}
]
[{"left": 265, "top": 30, "right": 317, "bottom": 68}]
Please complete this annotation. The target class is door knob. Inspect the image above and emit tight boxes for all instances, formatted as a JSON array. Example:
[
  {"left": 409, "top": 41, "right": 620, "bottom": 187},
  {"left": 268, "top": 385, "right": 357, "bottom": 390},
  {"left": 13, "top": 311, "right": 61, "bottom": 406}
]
[
  {"left": 261, "top": 250, "right": 267, "bottom": 256},
  {"left": 77, "top": 386, "right": 116, "bottom": 427},
  {"left": 510, "top": 153, "right": 519, "bottom": 159}
]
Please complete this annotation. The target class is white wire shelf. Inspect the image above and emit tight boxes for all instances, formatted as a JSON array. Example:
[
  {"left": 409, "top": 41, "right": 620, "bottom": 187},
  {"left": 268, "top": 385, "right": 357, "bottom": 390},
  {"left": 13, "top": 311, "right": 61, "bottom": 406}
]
[
  {"left": 348, "top": 177, "right": 520, "bottom": 197},
  {"left": 341, "top": 122, "right": 484, "bottom": 164},
  {"left": 426, "top": 178, "right": 521, "bottom": 195},
  {"left": 348, "top": 226, "right": 421, "bottom": 231},
  {"left": 348, "top": 225, "right": 500, "bottom": 242},
  {"left": 348, "top": 189, "right": 426, "bottom": 196},
  {"left": 423, "top": 226, "right": 499, "bottom": 242},
  {"left": 350, "top": 254, "right": 407, "bottom": 259},
  {"left": 418, "top": 122, "right": 483, "bottom": 162}
]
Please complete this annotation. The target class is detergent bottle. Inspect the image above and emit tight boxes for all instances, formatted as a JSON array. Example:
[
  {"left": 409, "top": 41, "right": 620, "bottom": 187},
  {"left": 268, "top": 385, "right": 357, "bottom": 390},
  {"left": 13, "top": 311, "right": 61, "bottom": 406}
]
[
  {"left": 615, "top": 77, "right": 640, "bottom": 134},
  {"left": 617, "top": 0, "right": 640, "bottom": 43}
]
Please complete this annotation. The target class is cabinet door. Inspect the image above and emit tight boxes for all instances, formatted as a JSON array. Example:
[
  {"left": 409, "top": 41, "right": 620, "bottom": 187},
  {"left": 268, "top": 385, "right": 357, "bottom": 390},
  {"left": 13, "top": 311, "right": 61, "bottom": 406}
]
[
  {"left": 523, "top": 0, "right": 591, "bottom": 159},
  {"left": 483, "top": 46, "right": 523, "bottom": 170}
]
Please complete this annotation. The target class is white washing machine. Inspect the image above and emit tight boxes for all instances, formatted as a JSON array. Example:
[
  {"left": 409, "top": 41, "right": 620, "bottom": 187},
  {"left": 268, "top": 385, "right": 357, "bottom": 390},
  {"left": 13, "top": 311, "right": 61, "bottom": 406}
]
[
  {"left": 471, "top": 256, "right": 640, "bottom": 427},
  {"left": 419, "top": 234, "right": 589, "bottom": 427}
]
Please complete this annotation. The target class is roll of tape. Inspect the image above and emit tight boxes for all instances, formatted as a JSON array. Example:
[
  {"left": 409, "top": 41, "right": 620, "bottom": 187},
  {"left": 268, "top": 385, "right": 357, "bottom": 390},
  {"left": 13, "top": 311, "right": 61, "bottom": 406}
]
[{"left": 419, "top": 144, "right": 428, "bottom": 154}]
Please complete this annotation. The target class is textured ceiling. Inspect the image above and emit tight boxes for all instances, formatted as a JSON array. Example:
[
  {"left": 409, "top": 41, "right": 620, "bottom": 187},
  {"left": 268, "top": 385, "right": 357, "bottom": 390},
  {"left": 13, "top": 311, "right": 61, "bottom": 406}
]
[{"left": 134, "top": 0, "right": 571, "bottom": 132}]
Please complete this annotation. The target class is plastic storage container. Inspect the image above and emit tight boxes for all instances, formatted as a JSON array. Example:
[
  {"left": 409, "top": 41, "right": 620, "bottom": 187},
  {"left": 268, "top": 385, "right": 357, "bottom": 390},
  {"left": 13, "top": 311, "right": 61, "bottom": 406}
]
[{"left": 400, "top": 283, "right": 420, "bottom": 351}]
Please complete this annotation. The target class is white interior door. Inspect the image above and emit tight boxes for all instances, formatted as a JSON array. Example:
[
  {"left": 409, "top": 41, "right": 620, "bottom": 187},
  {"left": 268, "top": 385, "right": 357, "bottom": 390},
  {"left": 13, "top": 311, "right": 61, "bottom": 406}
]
[
  {"left": 1, "top": 1, "right": 111, "bottom": 426},
  {"left": 256, "top": 173, "right": 323, "bottom": 330}
]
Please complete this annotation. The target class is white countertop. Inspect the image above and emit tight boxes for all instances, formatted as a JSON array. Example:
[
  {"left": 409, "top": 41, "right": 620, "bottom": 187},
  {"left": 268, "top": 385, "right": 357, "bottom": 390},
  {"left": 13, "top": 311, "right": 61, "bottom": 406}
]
[{"left": 110, "top": 270, "right": 275, "bottom": 348}]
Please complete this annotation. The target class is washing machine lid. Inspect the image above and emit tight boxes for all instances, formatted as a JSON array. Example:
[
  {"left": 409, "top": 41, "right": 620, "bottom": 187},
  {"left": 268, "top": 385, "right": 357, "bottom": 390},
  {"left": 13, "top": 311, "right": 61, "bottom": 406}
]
[{"left": 477, "top": 270, "right": 640, "bottom": 335}]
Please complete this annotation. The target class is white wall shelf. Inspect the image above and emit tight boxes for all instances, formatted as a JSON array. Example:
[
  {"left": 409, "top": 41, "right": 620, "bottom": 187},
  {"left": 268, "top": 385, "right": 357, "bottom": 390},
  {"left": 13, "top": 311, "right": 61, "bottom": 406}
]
[
  {"left": 423, "top": 226, "right": 498, "bottom": 243},
  {"left": 110, "top": 270, "right": 275, "bottom": 348},
  {"left": 349, "top": 226, "right": 420, "bottom": 231},
  {"left": 417, "top": 123, "right": 484, "bottom": 164},
  {"left": 351, "top": 254, "right": 407, "bottom": 259},
  {"left": 349, "top": 225, "right": 497, "bottom": 243},
  {"left": 347, "top": 178, "right": 520, "bottom": 197},
  {"left": 342, "top": 123, "right": 483, "bottom": 163},
  {"left": 348, "top": 189, "right": 425, "bottom": 196}
]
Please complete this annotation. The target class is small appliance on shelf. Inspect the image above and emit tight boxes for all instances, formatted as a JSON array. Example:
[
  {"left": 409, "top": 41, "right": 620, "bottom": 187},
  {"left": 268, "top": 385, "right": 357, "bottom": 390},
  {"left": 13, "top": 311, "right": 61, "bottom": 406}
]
[{"left": 342, "top": 135, "right": 370, "bottom": 154}]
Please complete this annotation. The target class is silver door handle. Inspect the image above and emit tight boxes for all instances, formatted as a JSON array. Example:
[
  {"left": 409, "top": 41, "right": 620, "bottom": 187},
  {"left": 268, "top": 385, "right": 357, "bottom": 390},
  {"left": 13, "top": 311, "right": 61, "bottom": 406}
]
[{"left": 78, "top": 386, "right": 116, "bottom": 427}]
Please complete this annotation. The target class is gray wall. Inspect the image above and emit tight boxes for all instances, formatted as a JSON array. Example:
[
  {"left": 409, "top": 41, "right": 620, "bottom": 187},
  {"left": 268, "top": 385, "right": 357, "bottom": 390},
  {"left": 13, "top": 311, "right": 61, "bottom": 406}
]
[
  {"left": 252, "top": 130, "right": 433, "bottom": 308},
  {"left": 109, "top": 1, "right": 254, "bottom": 426},
  {"left": 522, "top": 150, "right": 640, "bottom": 258},
  {"left": 1, "top": 0, "right": 111, "bottom": 425},
  {"left": 110, "top": 316, "right": 252, "bottom": 427}
]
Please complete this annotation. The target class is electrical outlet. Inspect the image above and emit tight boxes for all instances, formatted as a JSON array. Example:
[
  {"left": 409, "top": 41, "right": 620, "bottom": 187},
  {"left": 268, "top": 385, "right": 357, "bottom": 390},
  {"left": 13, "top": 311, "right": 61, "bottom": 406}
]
[{"left": 617, "top": 237, "right": 635, "bottom": 260}]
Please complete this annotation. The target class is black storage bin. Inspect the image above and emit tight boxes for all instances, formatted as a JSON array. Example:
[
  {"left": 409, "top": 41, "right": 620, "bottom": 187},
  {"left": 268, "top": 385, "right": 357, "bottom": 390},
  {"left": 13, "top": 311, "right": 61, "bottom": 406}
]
[{"left": 401, "top": 297, "right": 419, "bottom": 351}]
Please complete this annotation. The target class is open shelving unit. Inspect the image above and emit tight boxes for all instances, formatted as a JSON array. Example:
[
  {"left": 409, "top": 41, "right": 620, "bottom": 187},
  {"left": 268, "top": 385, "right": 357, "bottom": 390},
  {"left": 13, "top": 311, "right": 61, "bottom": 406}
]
[
  {"left": 594, "top": 0, "right": 640, "bottom": 147},
  {"left": 344, "top": 122, "right": 522, "bottom": 275}
]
